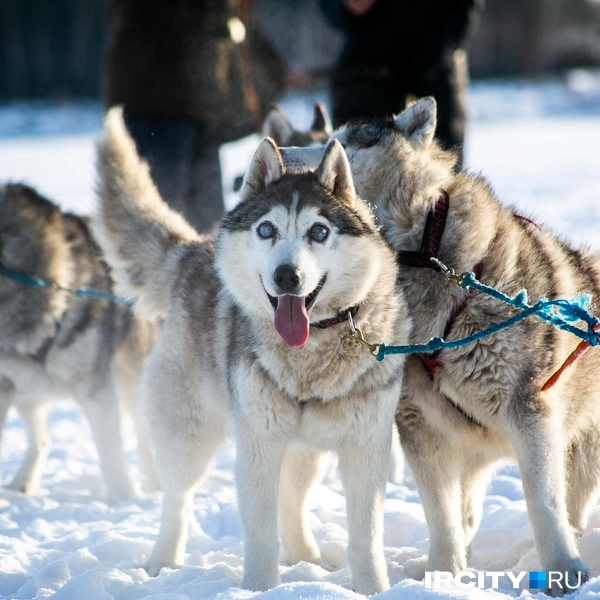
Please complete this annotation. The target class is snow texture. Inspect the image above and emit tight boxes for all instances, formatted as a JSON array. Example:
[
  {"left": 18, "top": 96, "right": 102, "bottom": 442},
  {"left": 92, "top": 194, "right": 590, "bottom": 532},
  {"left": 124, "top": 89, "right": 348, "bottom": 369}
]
[{"left": 1, "top": 76, "right": 600, "bottom": 599}]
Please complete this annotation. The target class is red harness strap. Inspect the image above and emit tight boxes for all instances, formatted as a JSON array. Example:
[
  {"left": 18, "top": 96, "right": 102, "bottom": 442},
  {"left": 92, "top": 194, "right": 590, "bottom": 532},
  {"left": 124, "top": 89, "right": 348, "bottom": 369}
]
[
  {"left": 397, "top": 191, "right": 449, "bottom": 270},
  {"left": 397, "top": 191, "right": 484, "bottom": 378},
  {"left": 515, "top": 214, "right": 542, "bottom": 230},
  {"left": 415, "top": 262, "right": 483, "bottom": 377}
]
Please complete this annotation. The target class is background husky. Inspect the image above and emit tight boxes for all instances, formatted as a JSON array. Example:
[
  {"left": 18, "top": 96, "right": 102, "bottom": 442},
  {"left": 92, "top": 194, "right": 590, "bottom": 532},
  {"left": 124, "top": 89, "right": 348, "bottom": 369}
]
[
  {"left": 262, "top": 102, "right": 332, "bottom": 147},
  {"left": 95, "top": 108, "right": 409, "bottom": 595},
  {"left": 330, "top": 97, "right": 597, "bottom": 594},
  {"left": 231, "top": 101, "right": 332, "bottom": 195},
  {"left": 0, "top": 183, "right": 158, "bottom": 501}
]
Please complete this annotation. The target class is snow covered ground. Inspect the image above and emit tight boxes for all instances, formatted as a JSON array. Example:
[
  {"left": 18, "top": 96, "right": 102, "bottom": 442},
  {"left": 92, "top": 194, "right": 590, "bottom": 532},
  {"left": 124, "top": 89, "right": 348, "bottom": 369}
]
[{"left": 1, "top": 76, "right": 600, "bottom": 600}]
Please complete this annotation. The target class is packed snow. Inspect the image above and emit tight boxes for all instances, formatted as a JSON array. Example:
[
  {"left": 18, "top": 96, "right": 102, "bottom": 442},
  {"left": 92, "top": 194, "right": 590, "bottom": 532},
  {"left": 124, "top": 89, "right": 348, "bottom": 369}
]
[{"left": 1, "top": 76, "right": 600, "bottom": 600}]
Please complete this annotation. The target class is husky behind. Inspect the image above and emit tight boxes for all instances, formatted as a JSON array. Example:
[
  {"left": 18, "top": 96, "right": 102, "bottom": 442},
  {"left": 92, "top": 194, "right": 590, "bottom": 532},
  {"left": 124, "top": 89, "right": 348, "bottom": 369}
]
[
  {"left": 329, "top": 97, "right": 595, "bottom": 594},
  {"left": 0, "top": 184, "right": 158, "bottom": 501},
  {"left": 262, "top": 102, "right": 332, "bottom": 147},
  {"left": 95, "top": 108, "right": 409, "bottom": 594}
]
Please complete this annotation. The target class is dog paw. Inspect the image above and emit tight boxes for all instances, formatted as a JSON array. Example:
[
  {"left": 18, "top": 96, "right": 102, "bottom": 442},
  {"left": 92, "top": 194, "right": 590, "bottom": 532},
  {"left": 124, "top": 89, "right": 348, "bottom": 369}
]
[
  {"left": 427, "top": 545, "right": 466, "bottom": 575},
  {"left": 5, "top": 478, "right": 36, "bottom": 494},
  {"left": 285, "top": 544, "right": 321, "bottom": 567},
  {"left": 242, "top": 572, "right": 281, "bottom": 592},
  {"left": 314, "top": 556, "right": 337, "bottom": 572},
  {"left": 145, "top": 564, "right": 163, "bottom": 578},
  {"left": 352, "top": 573, "right": 390, "bottom": 596},
  {"left": 350, "top": 556, "right": 390, "bottom": 596},
  {"left": 145, "top": 559, "right": 182, "bottom": 577},
  {"left": 403, "top": 556, "right": 428, "bottom": 580},
  {"left": 547, "top": 558, "right": 588, "bottom": 597}
]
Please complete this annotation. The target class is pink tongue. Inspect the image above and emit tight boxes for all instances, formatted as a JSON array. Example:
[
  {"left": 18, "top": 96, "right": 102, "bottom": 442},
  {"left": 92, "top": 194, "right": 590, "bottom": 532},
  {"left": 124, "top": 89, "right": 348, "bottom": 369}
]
[{"left": 274, "top": 295, "right": 309, "bottom": 348}]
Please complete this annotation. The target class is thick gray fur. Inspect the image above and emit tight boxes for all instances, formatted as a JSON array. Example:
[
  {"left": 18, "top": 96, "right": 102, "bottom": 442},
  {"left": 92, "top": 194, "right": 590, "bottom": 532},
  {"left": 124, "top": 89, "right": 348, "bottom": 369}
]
[
  {"left": 95, "top": 108, "right": 410, "bottom": 595},
  {"left": 0, "top": 183, "right": 159, "bottom": 502},
  {"left": 332, "top": 96, "right": 598, "bottom": 596}
]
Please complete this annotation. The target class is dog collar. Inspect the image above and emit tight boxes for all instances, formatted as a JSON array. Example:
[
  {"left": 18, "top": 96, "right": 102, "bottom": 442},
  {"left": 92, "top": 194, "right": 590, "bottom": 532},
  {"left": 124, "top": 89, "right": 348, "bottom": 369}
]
[
  {"left": 397, "top": 190, "right": 449, "bottom": 270},
  {"left": 312, "top": 305, "right": 360, "bottom": 329}
]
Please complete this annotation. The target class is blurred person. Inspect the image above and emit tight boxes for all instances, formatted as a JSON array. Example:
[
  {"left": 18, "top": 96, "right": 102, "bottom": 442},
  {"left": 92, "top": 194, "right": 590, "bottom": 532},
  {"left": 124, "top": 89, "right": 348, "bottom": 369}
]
[
  {"left": 321, "top": 0, "right": 484, "bottom": 165},
  {"left": 103, "top": 0, "right": 284, "bottom": 232}
]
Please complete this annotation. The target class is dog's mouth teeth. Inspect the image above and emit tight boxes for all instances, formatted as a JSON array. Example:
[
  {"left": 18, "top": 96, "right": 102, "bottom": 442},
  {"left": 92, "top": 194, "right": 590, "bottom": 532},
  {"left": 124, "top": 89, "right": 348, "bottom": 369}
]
[
  {"left": 266, "top": 274, "right": 327, "bottom": 312},
  {"left": 267, "top": 292, "right": 278, "bottom": 310},
  {"left": 304, "top": 275, "right": 326, "bottom": 311}
]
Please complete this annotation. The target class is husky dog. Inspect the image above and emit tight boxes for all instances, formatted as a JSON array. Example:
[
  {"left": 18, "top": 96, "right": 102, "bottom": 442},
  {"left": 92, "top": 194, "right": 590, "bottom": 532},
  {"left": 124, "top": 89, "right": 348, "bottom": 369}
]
[
  {"left": 95, "top": 108, "right": 409, "bottom": 594},
  {"left": 262, "top": 102, "right": 332, "bottom": 148},
  {"left": 0, "top": 184, "right": 158, "bottom": 502},
  {"left": 264, "top": 101, "right": 405, "bottom": 484},
  {"left": 327, "top": 97, "right": 595, "bottom": 594}
]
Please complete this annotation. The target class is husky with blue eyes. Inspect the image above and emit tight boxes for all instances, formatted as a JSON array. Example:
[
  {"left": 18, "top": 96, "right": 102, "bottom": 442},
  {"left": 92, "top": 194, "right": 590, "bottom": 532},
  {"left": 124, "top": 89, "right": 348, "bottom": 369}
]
[{"left": 95, "top": 108, "right": 409, "bottom": 595}]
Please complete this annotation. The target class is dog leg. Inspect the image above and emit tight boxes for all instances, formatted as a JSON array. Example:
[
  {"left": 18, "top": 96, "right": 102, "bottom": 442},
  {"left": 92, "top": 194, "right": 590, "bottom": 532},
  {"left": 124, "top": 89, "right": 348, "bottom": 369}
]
[
  {"left": 136, "top": 419, "right": 160, "bottom": 492},
  {"left": 460, "top": 459, "right": 492, "bottom": 557},
  {"left": 279, "top": 443, "right": 326, "bottom": 565},
  {"left": 400, "top": 425, "right": 466, "bottom": 574},
  {"left": 338, "top": 433, "right": 391, "bottom": 595},
  {"left": 565, "top": 428, "right": 600, "bottom": 533},
  {"left": 79, "top": 386, "right": 135, "bottom": 504},
  {"left": 114, "top": 362, "right": 160, "bottom": 492},
  {"left": 510, "top": 418, "right": 588, "bottom": 596},
  {"left": 7, "top": 400, "right": 51, "bottom": 493},
  {"left": 388, "top": 423, "right": 404, "bottom": 484},
  {"left": 236, "top": 429, "right": 286, "bottom": 591},
  {"left": 126, "top": 397, "right": 160, "bottom": 492},
  {"left": 0, "top": 378, "right": 15, "bottom": 485},
  {"left": 146, "top": 407, "right": 225, "bottom": 576},
  {"left": 113, "top": 372, "right": 160, "bottom": 492},
  {"left": 147, "top": 488, "right": 196, "bottom": 576}
]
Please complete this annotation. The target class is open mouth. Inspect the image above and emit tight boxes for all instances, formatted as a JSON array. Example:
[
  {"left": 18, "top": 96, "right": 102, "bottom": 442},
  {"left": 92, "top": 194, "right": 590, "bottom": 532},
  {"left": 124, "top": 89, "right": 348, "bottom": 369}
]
[
  {"left": 266, "top": 274, "right": 327, "bottom": 312},
  {"left": 266, "top": 275, "right": 327, "bottom": 348}
]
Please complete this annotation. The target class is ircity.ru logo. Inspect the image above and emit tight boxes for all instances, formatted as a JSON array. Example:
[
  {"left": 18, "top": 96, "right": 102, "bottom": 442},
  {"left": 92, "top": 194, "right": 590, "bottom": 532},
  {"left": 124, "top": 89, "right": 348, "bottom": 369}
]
[{"left": 424, "top": 570, "right": 584, "bottom": 591}]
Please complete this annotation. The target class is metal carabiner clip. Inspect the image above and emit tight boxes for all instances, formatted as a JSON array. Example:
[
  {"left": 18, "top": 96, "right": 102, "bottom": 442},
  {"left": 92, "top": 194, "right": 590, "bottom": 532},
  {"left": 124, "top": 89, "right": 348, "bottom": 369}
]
[{"left": 348, "top": 310, "right": 380, "bottom": 358}]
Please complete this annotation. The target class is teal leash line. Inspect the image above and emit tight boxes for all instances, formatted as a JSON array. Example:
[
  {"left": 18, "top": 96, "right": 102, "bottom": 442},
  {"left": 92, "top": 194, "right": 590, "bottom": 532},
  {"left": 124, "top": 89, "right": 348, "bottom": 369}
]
[
  {"left": 369, "top": 259, "right": 600, "bottom": 362},
  {"left": 0, "top": 262, "right": 134, "bottom": 305}
]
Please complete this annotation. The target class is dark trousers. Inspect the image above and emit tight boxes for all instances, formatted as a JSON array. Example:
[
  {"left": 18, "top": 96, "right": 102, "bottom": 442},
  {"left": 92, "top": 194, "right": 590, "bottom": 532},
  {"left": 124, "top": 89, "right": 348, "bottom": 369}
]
[
  {"left": 331, "top": 49, "right": 468, "bottom": 165},
  {"left": 123, "top": 113, "right": 225, "bottom": 234}
]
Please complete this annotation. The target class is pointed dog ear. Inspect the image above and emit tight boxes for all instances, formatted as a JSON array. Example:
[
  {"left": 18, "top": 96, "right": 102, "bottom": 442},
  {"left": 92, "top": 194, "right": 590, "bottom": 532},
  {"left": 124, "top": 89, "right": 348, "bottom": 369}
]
[
  {"left": 316, "top": 139, "right": 355, "bottom": 207},
  {"left": 311, "top": 102, "right": 332, "bottom": 136},
  {"left": 240, "top": 137, "right": 285, "bottom": 202},
  {"left": 261, "top": 104, "right": 294, "bottom": 146},
  {"left": 393, "top": 97, "right": 437, "bottom": 148}
]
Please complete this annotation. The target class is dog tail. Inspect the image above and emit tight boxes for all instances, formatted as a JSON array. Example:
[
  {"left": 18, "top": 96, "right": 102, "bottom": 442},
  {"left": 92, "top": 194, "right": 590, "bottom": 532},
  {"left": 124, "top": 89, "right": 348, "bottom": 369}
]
[{"left": 95, "top": 107, "right": 208, "bottom": 318}]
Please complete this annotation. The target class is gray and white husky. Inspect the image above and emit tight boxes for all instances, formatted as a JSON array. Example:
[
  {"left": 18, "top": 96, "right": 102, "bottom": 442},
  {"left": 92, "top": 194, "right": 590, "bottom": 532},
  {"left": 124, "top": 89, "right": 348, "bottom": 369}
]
[
  {"left": 0, "top": 183, "right": 158, "bottom": 502},
  {"left": 95, "top": 108, "right": 409, "bottom": 594},
  {"left": 325, "top": 98, "right": 595, "bottom": 594},
  {"left": 264, "top": 101, "right": 406, "bottom": 485}
]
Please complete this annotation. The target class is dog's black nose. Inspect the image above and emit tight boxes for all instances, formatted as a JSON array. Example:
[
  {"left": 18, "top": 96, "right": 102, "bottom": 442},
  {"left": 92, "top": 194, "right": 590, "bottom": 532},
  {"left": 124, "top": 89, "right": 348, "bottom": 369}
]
[{"left": 274, "top": 264, "right": 302, "bottom": 294}]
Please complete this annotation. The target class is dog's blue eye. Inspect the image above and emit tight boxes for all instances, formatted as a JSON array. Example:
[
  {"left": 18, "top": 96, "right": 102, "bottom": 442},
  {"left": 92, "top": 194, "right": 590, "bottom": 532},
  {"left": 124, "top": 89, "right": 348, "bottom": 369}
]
[
  {"left": 310, "top": 224, "right": 329, "bottom": 243},
  {"left": 257, "top": 221, "right": 275, "bottom": 239}
]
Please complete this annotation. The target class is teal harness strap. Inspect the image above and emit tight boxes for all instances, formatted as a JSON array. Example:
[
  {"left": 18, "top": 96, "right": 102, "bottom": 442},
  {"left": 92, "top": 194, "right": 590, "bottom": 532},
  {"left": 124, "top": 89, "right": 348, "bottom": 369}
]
[
  {"left": 71, "top": 286, "right": 135, "bottom": 304},
  {"left": 0, "top": 262, "right": 134, "bottom": 306},
  {"left": 375, "top": 266, "right": 600, "bottom": 362},
  {"left": 0, "top": 262, "right": 47, "bottom": 288}
]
